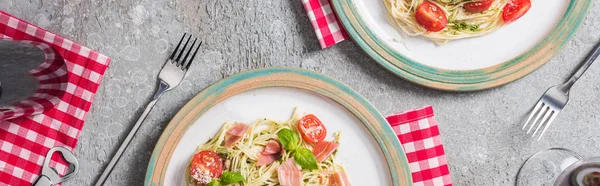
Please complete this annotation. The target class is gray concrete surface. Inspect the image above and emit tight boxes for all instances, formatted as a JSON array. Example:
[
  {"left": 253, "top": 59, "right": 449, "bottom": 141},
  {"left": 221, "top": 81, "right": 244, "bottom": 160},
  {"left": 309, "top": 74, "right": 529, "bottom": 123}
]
[{"left": 3, "top": 0, "right": 600, "bottom": 185}]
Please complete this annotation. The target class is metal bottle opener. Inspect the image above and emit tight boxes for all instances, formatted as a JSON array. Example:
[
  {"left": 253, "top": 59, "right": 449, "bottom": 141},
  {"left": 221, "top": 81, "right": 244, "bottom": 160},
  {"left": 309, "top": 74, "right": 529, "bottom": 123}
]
[{"left": 33, "top": 146, "right": 79, "bottom": 186}]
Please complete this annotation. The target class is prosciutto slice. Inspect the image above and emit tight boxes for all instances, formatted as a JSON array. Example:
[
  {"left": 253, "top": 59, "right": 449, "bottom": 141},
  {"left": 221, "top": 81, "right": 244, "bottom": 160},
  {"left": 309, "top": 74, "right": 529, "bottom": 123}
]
[
  {"left": 257, "top": 140, "right": 284, "bottom": 166},
  {"left": 277, "top": 158, "right": 302, "bottom": 186},
  {"left": 256, "top": 154, "right": 278, "bottom": 166},
  {"left": 224, "top": 123, "right": 249, "bottom": 147},
  {"left": 262, "top": 140, "right": 281, "bottom": 155},
  {"left": 312, "top": 140, "right": 339, "bottom": 162}
]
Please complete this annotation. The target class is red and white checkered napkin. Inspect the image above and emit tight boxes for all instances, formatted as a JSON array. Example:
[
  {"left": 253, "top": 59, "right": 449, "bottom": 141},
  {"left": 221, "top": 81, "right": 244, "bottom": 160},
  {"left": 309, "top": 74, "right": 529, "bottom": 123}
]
[
  {"left": 301, "top": 0, "right": 349, "bottom": 48},
  {"left": 386, "top": 106, "right": 453, "bottom": 186},
  {"left": 0, "top": 11, "right": 110, "bottom": 185}
]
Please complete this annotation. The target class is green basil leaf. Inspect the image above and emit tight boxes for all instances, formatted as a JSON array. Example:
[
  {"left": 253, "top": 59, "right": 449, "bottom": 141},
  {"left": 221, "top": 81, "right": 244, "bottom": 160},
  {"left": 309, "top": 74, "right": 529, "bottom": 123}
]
[
  {"left": 277, "top": 129, "right": 299, "bottom": 150},
  {"left": 220, "top": 171, "right": 245, "bottom": 185},
  {"left": 293, "top": 148, "right": 318, "bottom": 170},
  {"left": 207, "top": 179, "right": 221, "bottom": 186}
]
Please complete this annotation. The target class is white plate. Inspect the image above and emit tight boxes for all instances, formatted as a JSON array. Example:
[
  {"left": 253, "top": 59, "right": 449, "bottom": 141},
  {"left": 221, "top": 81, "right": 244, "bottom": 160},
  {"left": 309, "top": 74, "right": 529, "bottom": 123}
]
[
  {"left": 357, "top": 0, "right": 569, "bottom": 70},
  {"left": 332, "top": 0, "right": 591, "bottom": 91},
  {"left": 145, "top": 68, "right": 412, "bottom": 186},
  {"left": 164, "top": 87, "right": 391, "bottom": 185}
]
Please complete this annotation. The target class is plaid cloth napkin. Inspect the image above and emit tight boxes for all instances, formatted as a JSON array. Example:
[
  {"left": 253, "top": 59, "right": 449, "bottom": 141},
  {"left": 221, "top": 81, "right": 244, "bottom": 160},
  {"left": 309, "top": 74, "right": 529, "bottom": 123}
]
[
  {"left": 301, "top": 0, "right": 349, "bottom": 48},
  {"left": 0, "top": 11, "right": 110, "bottom": 185},
  {"left": 386, "top": 106, "right": 452, "bottom": 186}
]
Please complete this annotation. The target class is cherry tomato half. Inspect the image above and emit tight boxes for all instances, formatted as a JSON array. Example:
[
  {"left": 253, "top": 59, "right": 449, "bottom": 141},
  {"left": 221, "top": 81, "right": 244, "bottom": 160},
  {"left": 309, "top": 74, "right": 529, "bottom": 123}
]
[
  {"left": 189, "top": 150, "right": 223, "bottom": 184},
  {"left": 463, "top": 0, "right": 493, "bottom": 13},
  {"left": 298, "top": 114, "right": 327, "bottom": 144},
  {"left": 502, "top": 0, "right": 531, "bottom": 23},
  {"left": 415, "top": 1, "right": 448, "bottom": 32}
]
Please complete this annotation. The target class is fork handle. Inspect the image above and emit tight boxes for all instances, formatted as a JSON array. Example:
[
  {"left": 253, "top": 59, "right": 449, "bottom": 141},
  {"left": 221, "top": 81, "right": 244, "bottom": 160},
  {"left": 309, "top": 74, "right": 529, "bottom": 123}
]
[
  {"left": 94, "top": 81, "right": 168, "bottom": 186},
  {"left": 561, "top": 40, "right": 600, "bottom": 93}
]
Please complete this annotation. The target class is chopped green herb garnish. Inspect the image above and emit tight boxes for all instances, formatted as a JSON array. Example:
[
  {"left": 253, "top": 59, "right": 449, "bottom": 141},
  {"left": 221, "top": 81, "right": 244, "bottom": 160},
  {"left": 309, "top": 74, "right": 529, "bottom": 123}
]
[
  {"left": 453, "top": 22, "right": 480, "bottom": 32},
  {"left": 218, "top": 153, "right": 228, "bottom": 159},
  {"left": 469, "top": 24, "right": 479, "bottom": 31}
]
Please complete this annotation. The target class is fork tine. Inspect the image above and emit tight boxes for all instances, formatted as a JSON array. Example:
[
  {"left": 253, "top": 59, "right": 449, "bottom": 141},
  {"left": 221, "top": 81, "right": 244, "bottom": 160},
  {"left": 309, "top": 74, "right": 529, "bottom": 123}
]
[
  {"left": 523, "top": 101, "right": 543, "bottom": 129},
  {"left": 527, "top": 104, "right": 548, "bottom": 134},
  {"left": 185, "top": 41, "right": 202, "bottom": 70},
  {"left": 175, "top": 35, "right": 192, "bottom": 65},
  {"left": 537, "top": 112, "right": 559, "bottom": 141},
  {"left": 169, "top": 33, "right": 186, "bottom": 60},
  {"left": 532, "top": 109, "right": 553, "bottom": 137},
  {"left": 181, "top": 38, "right": 197, "bottom": 68}
]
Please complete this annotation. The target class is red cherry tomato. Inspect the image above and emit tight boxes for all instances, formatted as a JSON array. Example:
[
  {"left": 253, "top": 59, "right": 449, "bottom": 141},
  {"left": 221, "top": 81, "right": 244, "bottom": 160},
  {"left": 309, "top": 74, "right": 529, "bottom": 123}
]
[
  {"left": 502, "top": 0, "right": 531, "bottom": 23},
  {"left": 189, "top": 150, "right": 223, "bottom": 184},
  {"left": 463, "top": 0, "right": 493, "bottom": 13},
  {"left": 298, "top": 114, "right": 327, "bottom": 144},
  {"left": 415, "top": 1, "right": 448, "bottom": 32}
]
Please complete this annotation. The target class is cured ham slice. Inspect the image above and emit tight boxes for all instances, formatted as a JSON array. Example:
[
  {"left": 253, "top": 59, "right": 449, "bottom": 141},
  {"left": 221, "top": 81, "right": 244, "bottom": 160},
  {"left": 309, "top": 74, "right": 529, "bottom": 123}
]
[
  {"left": 256, "top": 153, "right": 278, "bottom": 166},
  {"left": 277, "top": 158, "right": 302, "bottom": 186},
  {"left": 224, "top": 123, "right": 249, "bottom": 147},
  {"left": 257, "top": 140, "right": 284, "bottom": 166},
  {"left": 262, "top": 140, "right": 281, "bottom": 155},
  {"left": 312, "top": 140, "right": 339, "bottom": 162},
  {"left": 329, "top": 169, "right": 351, "bottom": 186}
]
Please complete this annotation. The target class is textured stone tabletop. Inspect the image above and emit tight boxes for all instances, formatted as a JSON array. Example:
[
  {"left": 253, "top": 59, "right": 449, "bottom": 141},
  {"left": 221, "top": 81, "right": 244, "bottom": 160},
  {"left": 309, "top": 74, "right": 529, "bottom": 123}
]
[{"left": 3, "top": 0, "right": 600, "bottom": 185}]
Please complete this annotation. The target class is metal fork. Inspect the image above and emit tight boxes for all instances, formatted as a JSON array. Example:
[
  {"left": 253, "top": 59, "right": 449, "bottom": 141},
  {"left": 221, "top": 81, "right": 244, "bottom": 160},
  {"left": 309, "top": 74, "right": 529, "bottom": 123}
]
[
  {"left": 95, "top": 33, "right": 201, "bottom": 186},
  {"left": 523, "top": 40, "right": 600, "bottom": 141}
]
